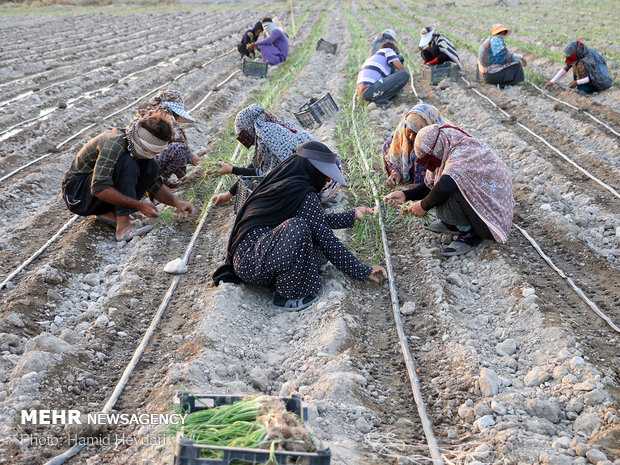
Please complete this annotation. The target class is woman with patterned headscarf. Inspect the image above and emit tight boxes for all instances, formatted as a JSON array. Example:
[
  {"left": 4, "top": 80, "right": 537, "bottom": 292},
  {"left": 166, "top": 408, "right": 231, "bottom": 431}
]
[
  {"left": 545, "top": 40, "right": 613, "bottom": 93},
  {"left": 128, "top": 89, "right": 198, "bottom": 187},
  {"left": 210, "top": 104, "right": 314, "bottom": 205},
  {"left": 384, "top": 124, "right": 514, "bottom": 257},
  {"left": 382, "top": 103, "right": 447, "bottom": 188}
]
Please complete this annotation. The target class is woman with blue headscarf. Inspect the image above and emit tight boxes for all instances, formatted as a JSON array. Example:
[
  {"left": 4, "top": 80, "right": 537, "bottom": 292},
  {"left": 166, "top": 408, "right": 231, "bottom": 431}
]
[{"left": 210, "top": 104, "right": 313, "bottom": 205}]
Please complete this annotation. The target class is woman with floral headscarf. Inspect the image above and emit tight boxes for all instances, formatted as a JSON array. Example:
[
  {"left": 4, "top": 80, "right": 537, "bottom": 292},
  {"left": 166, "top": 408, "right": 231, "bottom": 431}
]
[
  {"left": 210, "top": 104, "right": 314, "bottom": 205},
  {"left": 545, "top": 40, "right": 613, "bottom": 93},
  {"left": 128, "top": 89, "right": 198, "bottom": 187},
  {"left": 384, "top": 124, "right": 514, "bottom": 257},
  {"left": 382, "top": 103, "right": 447, "bottom": 188}
]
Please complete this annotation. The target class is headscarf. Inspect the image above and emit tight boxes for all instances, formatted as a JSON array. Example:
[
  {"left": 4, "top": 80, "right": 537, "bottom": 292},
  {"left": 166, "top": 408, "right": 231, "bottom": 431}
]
[
  {"left": 383, "top": 103, "right": 446, "bottom": 183},
  {"left": 126, "top": 123, "right": 169, "bottom": 160},
  {"left": 127, "top": 89, "right": 187, "bottom": 143},
  {"left": 563, "top": 40, "right": 612, "bottom": 91},
  {"left": 234, "top": 104, "right": 313, "bottom": 174},
  {"left": 414, "top": 125, "right": 514, "bottom": 243},
  {"left": 155, "top": 142, "right": 195, "bottom": 179},
  {"left": 251, "top": 21, "right": 263, "bottom": 35},
  {"left": 263, "top": 21, "right": 275, "bottom": 34}
]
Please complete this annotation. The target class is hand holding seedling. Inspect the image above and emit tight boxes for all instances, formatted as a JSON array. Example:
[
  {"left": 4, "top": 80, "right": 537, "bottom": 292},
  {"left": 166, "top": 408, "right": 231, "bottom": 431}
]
[
  {"left": 407, "top": 201, "right": 427, "bottom": 217},
  {"left": 209, "top": 161, "right": 233, "bottom": 175},
  {"left": 368, "top": 265, "right": 387, "bottom": 283},
  {"left": 568, "top": 81, "right": 578, "bottom": 88},
  {"left": 383, "top": 191, "right": 405, "bottom": 207},
  {"left": 544, "top": 81, "right": 554, "bottom": 89},
  {"left": 386, "top": 171, "right": 401, "bottom": 187},
  {"left": 354, "top": 206, "right": 376, "bottom": 220},
  {"left": 138, "top": 201, "right": 160, "bottom": 218}
]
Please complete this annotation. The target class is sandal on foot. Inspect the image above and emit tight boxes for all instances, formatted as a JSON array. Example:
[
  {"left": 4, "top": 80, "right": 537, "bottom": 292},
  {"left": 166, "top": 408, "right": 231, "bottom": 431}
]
[
  {"left": 115, "top": 225, "right": 153, "bottom": 242},
  {"left": 272, "top": 293, "right": 319, "bottom": 312},
  {"left": 427, "top": 221, "right": 458, "bottom": 234},
  {"left": 442, "top": 231, "right": 481, "bottom": 257},
  {"left": 96, "top": 215, "right": 117, "bottom": 228}
]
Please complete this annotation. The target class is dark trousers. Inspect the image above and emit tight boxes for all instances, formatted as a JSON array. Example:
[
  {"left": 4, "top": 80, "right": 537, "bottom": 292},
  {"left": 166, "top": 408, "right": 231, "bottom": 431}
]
[
  {"left": 420, "top": 48, "right": 450, "bottom": 65},
  {"left": 63, "top": 153, "right": 158, "bottom": 217},
  {"left": 481, "top": 61, "right": 524, "bottom": 86},
  {"left": 361, "top": 69, "right": 410, "bottom": 103},
  {"left": 436, "top": 190, "right": 493, "bottom": 239}
]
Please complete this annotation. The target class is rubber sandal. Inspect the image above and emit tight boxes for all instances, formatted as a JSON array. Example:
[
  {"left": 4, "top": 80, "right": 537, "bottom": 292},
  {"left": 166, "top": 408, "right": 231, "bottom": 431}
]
[
  {"left": 96, "top": 215, "right": 117, "bottom": 229},
  {"left": 427, "top": 221, "right": 458, "bottom": 234},
  {"left": 272, "top": 294, "right": 319, "bottom": 312},
  {"left": 441, "top": 239, "right": 480, "bottom": 257},
  {"left": 115, "top": 225, "right": 153, "bottom": 242}
]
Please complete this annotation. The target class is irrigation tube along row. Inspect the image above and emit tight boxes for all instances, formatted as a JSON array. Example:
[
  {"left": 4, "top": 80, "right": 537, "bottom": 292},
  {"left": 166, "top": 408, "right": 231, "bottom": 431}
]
[
  {"left": 458, "top": 77, "right": 619, "bottom": 333},
  {"left": 527, "top": 81, "right": 620, "bottom": 138},
  {"left": 0, "top": 48, "right": 236, "bottom": 185},
  {"left": 461, "top": 77, "right": 620, "bottom": 200},
  {"left": 0, "top": 50, "right": 239, "bottom": 290},
  {"left": 350, "top": 92, "right": 444, "bottom": 465},
  {"left": 43, "top": 144, "right": 244, "bottom": 465}
]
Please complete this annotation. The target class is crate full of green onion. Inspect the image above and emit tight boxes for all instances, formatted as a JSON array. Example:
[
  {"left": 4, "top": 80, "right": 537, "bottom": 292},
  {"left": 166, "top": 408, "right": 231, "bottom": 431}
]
[{"left": 168, "top": 392, "right": 331, "bottom": 464}]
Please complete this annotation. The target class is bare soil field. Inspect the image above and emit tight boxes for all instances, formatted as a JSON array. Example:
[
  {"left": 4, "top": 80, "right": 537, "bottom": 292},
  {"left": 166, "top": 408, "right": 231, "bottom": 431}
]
[{"left": 0, "top": 1, "right": 618, "bottom": 465}]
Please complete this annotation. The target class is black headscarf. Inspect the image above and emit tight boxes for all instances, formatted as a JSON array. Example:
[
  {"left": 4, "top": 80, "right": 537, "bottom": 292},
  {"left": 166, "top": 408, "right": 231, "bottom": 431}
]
[{"left": 213, "top": 141, "right": 331, "bottom": 285}]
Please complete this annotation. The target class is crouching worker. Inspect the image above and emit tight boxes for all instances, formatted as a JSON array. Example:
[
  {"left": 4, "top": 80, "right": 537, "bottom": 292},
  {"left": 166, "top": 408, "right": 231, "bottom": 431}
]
[
  {"left": 418, "top": 26, "right": 463, "bottom": 71},
  {"left": 478, "top": 24, "right": 526, "bottom": 88},
  {"left": 384, "top": 125, "right": 513, "bottom": 257},
  {"left": 545, "top": 40, "right": 613, "bottom": 93},
  {"left": 382, "top": 103, "right": 447, "bottom": 188},
  {"left": 61, "top": 116, "right": 195, "bottom": 241},
  {"left": 357, "top": 41, "right": 409, "bottom": 104},
  {"left": 247, "top": 17, "right": 289, "bottom": 66},
  {"left": 213, "top": 141, "right": 387, "bottom": 311},
  {"left": 238, "top": 21, "right": 264, "bottom": 58}
]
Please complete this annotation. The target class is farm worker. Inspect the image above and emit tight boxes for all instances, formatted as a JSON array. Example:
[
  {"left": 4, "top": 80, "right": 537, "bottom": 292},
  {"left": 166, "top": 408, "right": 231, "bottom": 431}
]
[
  {"left": 544, "top": 40, "right": 613, "bottom": 93},
  {"left": 384, "top": 125, "right": 514, "bottom": 257},
  {"left": 357, "top": 40, "right": 410, "bottom": 103},
  {"left": 128, "top": 89, "right": 199, "bottom": 188},
  {"left": 213, "top": 141, "right": 387, "bottom": 311},
  {"left": 382, "top": 103, "right": 448, "bottom": 188},
  {"left": 210, "top": 104, "right": 313, "bottom": 205},
  {"left": 210, "top": 105, "right": 341, "bottom": 205},
  {"left": 418, "top": 26, "right": 463, "bottom": 71},
  {"left": 61, "top": 115, "right": 195, "bottom": 242},
  {"left": 478, "top": 24, "right": 527, "bottom": 88},
  {"left": 238, "top": 21, "right": 264, "bottom": 59},
  {"left": 247, "top": 17, "right": 289, "bottom": 66},
  {"left": 370, "top": 29, "right": 405, "bottom": 64}
]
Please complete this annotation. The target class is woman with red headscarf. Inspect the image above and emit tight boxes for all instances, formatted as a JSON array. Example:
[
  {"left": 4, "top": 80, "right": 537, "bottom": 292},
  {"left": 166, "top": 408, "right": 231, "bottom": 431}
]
[
  {"left": 384, "top": 124, "right": 514, "bottom": 257},
  {"left": 545, "top": 40, "right": 613, "bottom": 93}
]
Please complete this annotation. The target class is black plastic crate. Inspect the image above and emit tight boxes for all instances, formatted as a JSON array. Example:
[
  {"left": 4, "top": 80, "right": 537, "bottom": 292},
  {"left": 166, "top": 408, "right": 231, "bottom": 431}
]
[
  {"left": 174, "top": 392, "right": 331, "bottom": 465},
  {"left": 242, "top": 58, "right": 268, "bottom": 78},
  {"left": 316, "top": 38, "right": 337, "bottom": 54},
  {"left": 233, "top": 176, "right": 264, "bottom": 214},
  {"left": 421, "top": 62, "right": 459, "bottom": 84},
  {"left": 294, "top": 93, "right": 339, "bottom": 129}
]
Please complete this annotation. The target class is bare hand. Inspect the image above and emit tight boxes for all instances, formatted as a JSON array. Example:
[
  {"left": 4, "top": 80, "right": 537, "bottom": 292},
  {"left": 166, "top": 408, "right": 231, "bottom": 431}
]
[
  {"left": 384, "top": 191, "right": 406, "bottom": 207},
  {"left": 368, "top": 265, "right": 387, "bottom": 283},
  {"left": 209, "top": 161, "right": 233, "bottom": 175},
  {"left": 408, "top": 201, "right": 427, "bottom": 217},
  {"left": 544, "top": 81, "right": 554, "bottom": 89},
  {"left": 569, "top": 81, "right": 578, "bottom": 88},
  {"left": 138, "top": 201, "right": 160, "bottom": 218},
  {"left": 521, "top": 57, "right": 527, "bottom": 67},
  {"left": 247, "top": 43, "right": 255, "bottom": 51},
  {"left": 211, "top": 192, "right": 233, "bottom": 205},
  {"left": 386, "top": 171, "right": 402, "bottom": 188},
  {"left": 355, "top": 206, "right": 376, "bottom": 221},
  {"left": 175, "top": 200, "right": 195, "bottom": 216}
]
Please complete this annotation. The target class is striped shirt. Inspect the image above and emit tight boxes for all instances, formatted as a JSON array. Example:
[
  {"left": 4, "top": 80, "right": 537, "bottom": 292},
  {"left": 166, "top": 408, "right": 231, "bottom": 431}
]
[
  {"left": 357, "top": 48, "right": 399, "bottom": 87},
  {"left": 61, "top": 128, "right": 162, "bottom": 196}
]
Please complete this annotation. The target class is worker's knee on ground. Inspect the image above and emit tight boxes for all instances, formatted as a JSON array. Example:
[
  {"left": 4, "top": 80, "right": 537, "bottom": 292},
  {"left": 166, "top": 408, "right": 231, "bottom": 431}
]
[{"left": 282, "top": 217, "right": 311, "bottom": 242}]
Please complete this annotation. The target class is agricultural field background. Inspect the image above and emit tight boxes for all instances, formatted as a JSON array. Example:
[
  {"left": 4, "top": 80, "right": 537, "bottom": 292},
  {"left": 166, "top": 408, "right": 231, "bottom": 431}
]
[{"left": 0, "top": 1, "right": 618, "bottom": 464}]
